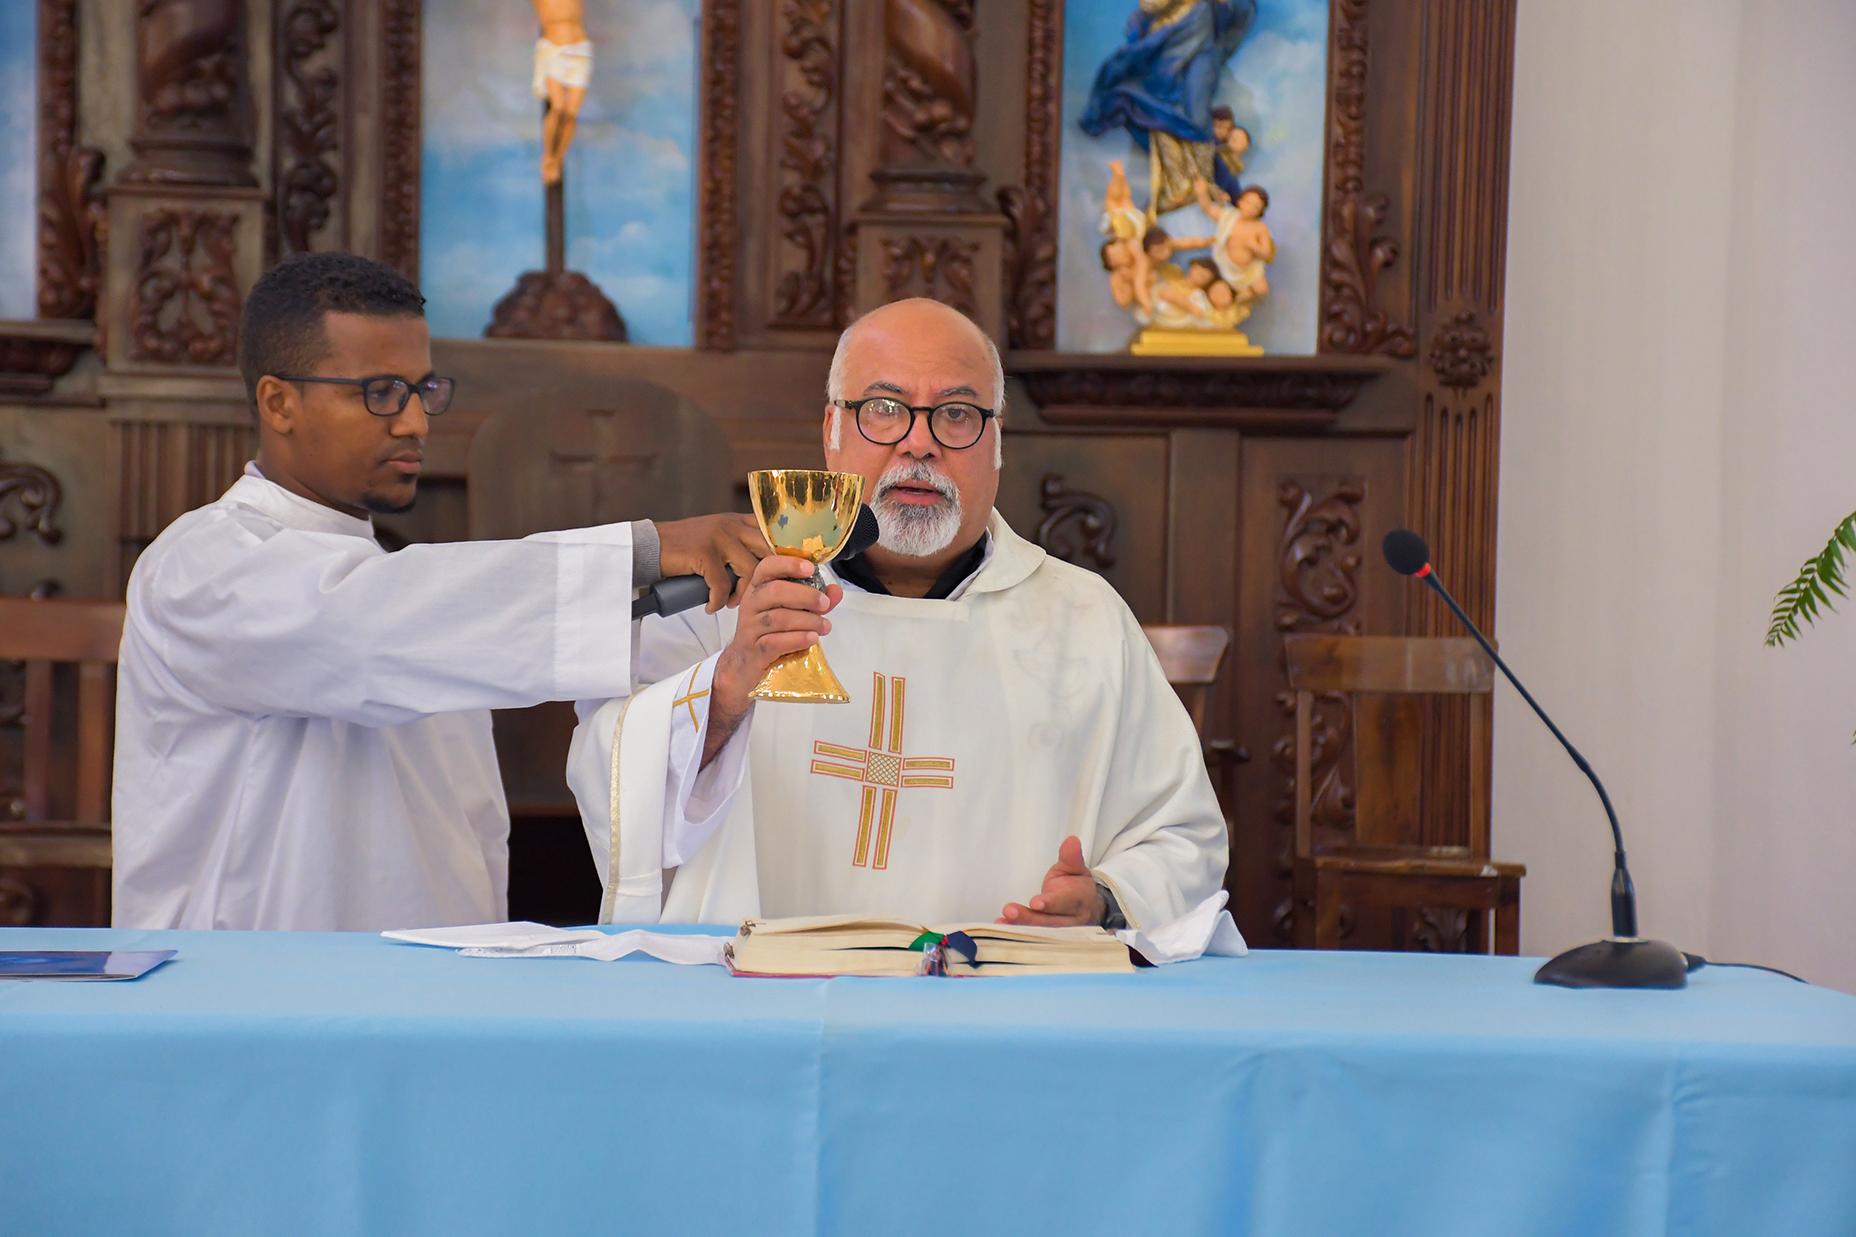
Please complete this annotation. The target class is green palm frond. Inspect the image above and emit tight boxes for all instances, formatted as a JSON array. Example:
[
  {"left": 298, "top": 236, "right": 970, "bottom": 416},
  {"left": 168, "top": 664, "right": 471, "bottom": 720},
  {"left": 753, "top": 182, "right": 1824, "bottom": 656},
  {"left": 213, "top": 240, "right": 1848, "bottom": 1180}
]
[{"left": 1767, "top": 511, "right": 1856, "bottom": 647}]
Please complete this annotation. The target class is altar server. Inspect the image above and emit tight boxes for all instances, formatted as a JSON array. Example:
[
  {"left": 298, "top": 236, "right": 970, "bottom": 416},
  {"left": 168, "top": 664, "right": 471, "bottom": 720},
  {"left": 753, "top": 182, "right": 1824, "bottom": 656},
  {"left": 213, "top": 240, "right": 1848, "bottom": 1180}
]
[
  {"left": 113, "top": 253, "right": 763, "bottom": 932},
  {"left": 568, "top": 300, "right": 1227, "bottom": 929}
]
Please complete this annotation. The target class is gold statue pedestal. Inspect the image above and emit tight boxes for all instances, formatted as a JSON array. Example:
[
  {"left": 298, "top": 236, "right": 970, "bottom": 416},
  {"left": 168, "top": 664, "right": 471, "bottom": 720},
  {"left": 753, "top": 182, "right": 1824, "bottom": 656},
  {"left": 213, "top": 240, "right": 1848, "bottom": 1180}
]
[{"left": 1129, "top": 327, "right": 1265, "bottom": 357}]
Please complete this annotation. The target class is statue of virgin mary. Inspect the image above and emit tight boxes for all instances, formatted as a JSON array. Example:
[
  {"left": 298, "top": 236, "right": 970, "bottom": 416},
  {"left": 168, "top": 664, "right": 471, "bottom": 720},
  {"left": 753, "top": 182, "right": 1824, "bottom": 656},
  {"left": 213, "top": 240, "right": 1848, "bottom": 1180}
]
[{"left": 1078, "top": 0, "right": 1258, "bottom": 216}]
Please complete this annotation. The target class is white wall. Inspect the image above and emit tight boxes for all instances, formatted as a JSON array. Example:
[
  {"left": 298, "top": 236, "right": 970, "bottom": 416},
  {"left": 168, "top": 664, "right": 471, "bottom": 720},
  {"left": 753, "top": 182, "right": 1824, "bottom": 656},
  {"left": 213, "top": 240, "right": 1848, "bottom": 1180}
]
[{"left": 1496, "top": 0, "right": 1856, "bottom": 992}]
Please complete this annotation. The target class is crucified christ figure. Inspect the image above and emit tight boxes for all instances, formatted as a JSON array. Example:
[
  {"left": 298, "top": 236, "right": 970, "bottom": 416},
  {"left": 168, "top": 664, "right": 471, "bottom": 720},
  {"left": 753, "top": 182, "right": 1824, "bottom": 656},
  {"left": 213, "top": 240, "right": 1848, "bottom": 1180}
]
[{"left": 531, "top": 0, "right": 592, "bottom": 186}]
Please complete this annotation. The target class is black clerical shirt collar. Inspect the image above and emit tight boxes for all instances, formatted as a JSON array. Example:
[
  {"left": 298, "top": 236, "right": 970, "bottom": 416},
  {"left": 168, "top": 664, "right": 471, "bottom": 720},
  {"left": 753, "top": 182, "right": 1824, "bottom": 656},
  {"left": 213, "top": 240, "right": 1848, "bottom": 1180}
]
[{"left": 833, "top": 534, "right": 990, "bottom": 601}]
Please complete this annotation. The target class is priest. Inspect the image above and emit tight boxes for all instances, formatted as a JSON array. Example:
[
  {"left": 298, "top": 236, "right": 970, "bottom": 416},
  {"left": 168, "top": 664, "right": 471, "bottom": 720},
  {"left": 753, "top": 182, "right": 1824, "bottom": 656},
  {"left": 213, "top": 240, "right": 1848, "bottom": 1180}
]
[
  {"left": 567, "top": 299, "right": 1227, "bottom": 929},
  {"left": 112, "top": 252, "right": 765, "bottom": 932}
]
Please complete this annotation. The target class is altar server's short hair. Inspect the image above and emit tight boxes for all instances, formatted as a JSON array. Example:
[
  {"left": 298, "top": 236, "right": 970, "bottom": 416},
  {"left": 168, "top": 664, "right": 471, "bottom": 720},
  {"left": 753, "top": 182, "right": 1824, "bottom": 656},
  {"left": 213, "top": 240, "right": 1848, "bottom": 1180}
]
[{"left": 239, "top": 252, "right": 426, "bottom": 403}]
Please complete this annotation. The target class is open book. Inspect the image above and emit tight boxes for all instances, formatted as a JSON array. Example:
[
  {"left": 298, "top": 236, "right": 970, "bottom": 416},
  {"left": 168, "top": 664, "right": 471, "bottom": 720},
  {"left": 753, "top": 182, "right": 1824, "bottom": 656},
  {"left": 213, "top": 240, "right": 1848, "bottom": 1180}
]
[{"left": 725, "top": 915, "right": 1136, "bottom": 977}]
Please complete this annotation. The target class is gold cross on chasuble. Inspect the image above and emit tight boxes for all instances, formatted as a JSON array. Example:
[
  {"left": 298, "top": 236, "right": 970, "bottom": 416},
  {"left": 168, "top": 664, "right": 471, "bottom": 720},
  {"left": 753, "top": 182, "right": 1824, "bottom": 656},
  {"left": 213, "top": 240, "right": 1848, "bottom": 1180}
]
[
  {"left": 809, "top": 673, "right": 955, "bottom": 869},
  {"left": 672, "top": 666, "right": 708, "bottom": 727}
]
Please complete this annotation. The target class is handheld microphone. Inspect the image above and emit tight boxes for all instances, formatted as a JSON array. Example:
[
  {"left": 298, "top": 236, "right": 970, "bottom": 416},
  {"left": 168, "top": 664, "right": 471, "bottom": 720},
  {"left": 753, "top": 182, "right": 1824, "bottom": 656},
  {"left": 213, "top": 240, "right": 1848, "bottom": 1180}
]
[
  {"left": 632, "top": 503, "right": 882, "bottom": 621},
  {"left": 1382, "top": 529, "right": 1689, "bottom": 989}
]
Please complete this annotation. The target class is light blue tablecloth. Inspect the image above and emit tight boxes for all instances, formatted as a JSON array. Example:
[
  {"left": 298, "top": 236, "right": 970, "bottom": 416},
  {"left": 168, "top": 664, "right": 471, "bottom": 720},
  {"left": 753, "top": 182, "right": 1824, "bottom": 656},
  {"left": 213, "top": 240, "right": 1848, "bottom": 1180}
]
[{"left": 2, "top": 926, "right": 1853, "bottom": 1237}]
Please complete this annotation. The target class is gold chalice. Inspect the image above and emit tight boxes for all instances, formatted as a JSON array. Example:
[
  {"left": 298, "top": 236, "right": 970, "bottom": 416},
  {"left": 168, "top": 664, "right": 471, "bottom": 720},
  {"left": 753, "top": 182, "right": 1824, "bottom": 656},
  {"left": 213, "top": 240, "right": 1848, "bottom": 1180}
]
[{"left": 746, "top": 469, "right": 867, "bottom": 703}]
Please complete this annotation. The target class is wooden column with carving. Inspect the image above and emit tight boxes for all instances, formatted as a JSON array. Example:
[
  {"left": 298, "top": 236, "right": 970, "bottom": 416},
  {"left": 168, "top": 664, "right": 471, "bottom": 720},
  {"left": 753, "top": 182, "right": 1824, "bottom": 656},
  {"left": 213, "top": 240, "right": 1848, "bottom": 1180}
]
[
  {"left": 101, "top": 0, "right": 266, "bottom": 588},
  {"left": 1407, "top": 0, "right": 1515, "bottom": 840},
  {"left": 0, "top": 0, "right": 102, "bottom": 396},
  {"left": 850, "top": 0, "right": 1008, "bottom": 342},
  {"left": 274, "top": 0, "right": 423, "bottom": 270}
]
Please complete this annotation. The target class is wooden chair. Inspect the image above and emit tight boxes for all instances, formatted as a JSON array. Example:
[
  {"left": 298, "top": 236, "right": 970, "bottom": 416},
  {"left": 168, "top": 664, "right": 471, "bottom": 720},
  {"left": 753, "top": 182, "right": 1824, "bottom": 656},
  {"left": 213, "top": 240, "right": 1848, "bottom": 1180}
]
[
  {"left": 1285, "top": 634, "right": 1525, "bottom": 955},
  {"left": 1142, "top": 625, "right": 1230, "bottom": 738},
  {"left": 0, "top": 598, "right": 125, "bottom": 926}
]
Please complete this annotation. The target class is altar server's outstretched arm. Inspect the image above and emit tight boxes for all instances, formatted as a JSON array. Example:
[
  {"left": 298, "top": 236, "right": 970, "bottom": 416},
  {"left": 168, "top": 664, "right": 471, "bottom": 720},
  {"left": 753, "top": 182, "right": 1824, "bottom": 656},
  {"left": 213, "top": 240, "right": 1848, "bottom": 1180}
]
[
  {"left": 141, "top": 511, "right": 761, "bottom": 728},
  {"left": 137, "top": 513, "right": 636, "bottom": 726}
]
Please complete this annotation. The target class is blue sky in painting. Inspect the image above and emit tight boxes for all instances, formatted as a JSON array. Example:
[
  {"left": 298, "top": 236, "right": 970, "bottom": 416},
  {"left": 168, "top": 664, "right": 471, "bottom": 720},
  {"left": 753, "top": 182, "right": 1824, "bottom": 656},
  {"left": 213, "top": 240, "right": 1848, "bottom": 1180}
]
[
  {"left": 421, "top": 0, "right": 699, "bottom": 343},
  {"left": 1056, "top": 0, "right": 1328, "bottom": 354},
  {"left": 0, "top": 1, "right": 36, "bottom": 319}
]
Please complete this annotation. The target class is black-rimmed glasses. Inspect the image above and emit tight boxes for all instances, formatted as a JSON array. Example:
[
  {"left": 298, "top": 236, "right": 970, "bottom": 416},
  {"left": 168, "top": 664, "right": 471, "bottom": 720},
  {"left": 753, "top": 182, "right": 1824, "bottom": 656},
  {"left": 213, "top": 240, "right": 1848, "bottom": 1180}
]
[
  {"left": 275, "top": 373, "right": 456, "bottom": 417},
  {"left": 833, "top": 397, "right": 997, "bottom": 450}
]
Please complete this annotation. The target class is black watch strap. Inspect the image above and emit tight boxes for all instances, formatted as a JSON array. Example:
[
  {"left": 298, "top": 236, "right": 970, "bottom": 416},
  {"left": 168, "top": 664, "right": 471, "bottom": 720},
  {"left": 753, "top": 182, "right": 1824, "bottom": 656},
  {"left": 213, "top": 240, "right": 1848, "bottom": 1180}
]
[{"left": 1096, "top": 881, "right": 1127, "bottom": 931}]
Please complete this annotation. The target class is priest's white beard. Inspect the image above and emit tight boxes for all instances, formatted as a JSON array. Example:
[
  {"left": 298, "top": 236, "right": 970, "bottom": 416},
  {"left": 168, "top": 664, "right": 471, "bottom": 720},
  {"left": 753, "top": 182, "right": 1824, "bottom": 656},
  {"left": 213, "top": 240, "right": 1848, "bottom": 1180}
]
[{"left": 871, "top": 459, "right": 964, "bottom": 558}]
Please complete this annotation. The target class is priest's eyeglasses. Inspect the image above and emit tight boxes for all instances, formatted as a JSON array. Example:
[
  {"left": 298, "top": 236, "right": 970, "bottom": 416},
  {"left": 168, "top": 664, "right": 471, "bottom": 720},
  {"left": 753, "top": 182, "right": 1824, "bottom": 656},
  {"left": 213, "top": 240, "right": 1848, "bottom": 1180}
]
[
  {"left": 275, "top": 373, "right": 456, "bottom": 418},
  {"left": 833, "top": 397, "right": 997, "bottom": 451}
]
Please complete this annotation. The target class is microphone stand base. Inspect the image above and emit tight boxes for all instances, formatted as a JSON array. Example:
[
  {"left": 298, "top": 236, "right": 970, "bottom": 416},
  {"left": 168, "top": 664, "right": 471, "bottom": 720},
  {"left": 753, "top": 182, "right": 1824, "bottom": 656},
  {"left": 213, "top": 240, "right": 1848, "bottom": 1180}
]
[{"left": 1534, "top": 937, "right": 1690, "bottom": 989}]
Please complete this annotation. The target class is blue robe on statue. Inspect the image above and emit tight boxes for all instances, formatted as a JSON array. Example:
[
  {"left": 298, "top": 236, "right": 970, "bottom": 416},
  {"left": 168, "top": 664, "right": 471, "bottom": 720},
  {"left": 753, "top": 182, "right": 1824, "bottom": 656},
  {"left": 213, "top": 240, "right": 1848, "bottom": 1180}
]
[{"left": 1078, "top": 0, "right": 1258, "bottom": 148}]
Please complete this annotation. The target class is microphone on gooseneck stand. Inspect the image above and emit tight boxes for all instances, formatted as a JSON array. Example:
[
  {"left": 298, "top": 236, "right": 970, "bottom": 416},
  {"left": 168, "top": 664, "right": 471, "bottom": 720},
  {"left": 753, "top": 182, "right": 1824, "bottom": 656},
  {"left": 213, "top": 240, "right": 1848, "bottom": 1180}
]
[
  {"left": 1381, "top": 529, "right": 1691, "bottom": 989},
  {"left": 631, "top": 504, "right": 882, "bottom": 622}
]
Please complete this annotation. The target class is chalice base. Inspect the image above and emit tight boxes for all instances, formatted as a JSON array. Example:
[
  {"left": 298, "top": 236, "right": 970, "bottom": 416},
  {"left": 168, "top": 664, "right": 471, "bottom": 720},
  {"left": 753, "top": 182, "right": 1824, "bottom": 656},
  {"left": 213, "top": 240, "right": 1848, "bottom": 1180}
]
[{"left": 749, "top": 644, "right": 851, "bottom": 704}]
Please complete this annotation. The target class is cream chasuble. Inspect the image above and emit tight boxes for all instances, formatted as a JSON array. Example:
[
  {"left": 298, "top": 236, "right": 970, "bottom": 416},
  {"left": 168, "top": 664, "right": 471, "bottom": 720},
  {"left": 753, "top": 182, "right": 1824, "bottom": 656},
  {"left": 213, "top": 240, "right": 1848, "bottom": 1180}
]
[
  {"left": 568, "top": 512, "right": 1228, "bottom": 929},
  {"left": 114, "top": 465, "right": 638, "bottom": 933}
]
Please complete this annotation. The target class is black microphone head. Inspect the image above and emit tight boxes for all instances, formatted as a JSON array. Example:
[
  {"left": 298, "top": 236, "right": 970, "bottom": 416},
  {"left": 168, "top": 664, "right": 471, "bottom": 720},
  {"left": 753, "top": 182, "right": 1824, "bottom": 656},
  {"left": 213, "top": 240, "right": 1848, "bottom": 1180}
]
[
  {"left": 838, "top": 504, "right": 881, "bottom": 561},
  {"left": 1383, "top": 529, "right": 1431, "bottom": 577}
]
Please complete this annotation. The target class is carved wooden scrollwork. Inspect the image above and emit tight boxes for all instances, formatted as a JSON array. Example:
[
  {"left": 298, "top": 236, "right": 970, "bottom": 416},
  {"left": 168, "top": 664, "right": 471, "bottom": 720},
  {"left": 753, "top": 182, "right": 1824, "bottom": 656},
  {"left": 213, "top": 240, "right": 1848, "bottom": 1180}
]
[
  {"left": 1428, "top": 310, "right": 1496, "bottom": 391},
  {"left": 277, "top": 0, "right": 343, "bottom": 255},
  {"left": 881, "top": 0, "right": 977, "bottom": 166},
  {"left": 771, "top": 0, "right": 841, "bottom": 327},
  {"left": 698, "top": 0, "right": 744, "bottom": 348},
  {"left": 1035, "top": 474, "right": 1117, "bottom": 571},
  {"left": 0, "top": 459, "right": 64, "bottom": 545},
  {"left": 1000, "top": 0, "right": 1061, "bottom": 350},
  {"left": 1275, "top": 480, "right": 1365, "bottom": 630},
  {"left": 1319, "top": 0, "right": 1415, "bottom": 358},
  {"left": 377, "top": 0, "right": 421, "bottom": 279},
  {"left": 1269, "top": 479, "right": 1365, "bottom": 938},
  {"left": 37, "top": 0, "right": 106, "bottom": 322},
  {"left": 832, "top": 231, "right": 858, "bottom": 326},
  {"left": 880, "top": 237, "right": 977, "bottom": 317},
  {"left": 1408, "top": 906, "right": 1471, "bottom": 953},
  {"left": 129, "top": 209, "right": 241, "bottom": 365}
]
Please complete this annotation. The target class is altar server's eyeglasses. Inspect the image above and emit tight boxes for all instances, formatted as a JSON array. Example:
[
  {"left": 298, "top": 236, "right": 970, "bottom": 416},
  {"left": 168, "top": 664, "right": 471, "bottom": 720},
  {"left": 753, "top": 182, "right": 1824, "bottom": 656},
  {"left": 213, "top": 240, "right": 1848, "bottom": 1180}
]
[
  {"left": 275, "top": 373, "right": 456, "bottom": 417},
  {"left": 834, "top": 397, "right": 997, "bottom": 451}
]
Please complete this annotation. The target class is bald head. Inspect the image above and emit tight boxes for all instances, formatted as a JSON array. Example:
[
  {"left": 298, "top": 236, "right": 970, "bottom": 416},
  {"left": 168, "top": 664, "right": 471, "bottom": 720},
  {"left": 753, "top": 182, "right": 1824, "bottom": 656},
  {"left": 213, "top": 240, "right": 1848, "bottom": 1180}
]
[{"left": 827, "top": 299, "right": 1004, "bottom": 412}]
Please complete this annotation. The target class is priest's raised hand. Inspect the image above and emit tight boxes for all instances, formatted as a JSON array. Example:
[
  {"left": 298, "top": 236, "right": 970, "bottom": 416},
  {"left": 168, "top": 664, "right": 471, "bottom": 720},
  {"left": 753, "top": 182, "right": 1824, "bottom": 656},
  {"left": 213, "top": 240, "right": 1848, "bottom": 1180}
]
[
  {"left": 704, "top": 555, "right": 844, "bottom": 764},
  {"left": 997, "top": 836, "right": 1108, "bottom": 927},
  {"left": 111, "top": 252, "right": 758, "bottom": 934}
]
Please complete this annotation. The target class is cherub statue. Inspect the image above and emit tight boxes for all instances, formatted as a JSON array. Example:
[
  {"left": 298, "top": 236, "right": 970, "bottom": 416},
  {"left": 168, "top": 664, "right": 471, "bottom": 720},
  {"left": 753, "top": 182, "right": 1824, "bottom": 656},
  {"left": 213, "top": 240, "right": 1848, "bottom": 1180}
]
[
  {"left": 1148, "top": 257, "right": 1224, "bottom": 329},
  {"left": 1099, "top": 160, "right": 1153, "bottom": 310},
  {"left": 1209, "top": 106, "right": 1250, "bottom": 204},
  {"left": 1194, "top": 176, "right": 1275, "bottom": 305},
  {"left": 532, "top": 0, "right": 592, "bottom": 186}
]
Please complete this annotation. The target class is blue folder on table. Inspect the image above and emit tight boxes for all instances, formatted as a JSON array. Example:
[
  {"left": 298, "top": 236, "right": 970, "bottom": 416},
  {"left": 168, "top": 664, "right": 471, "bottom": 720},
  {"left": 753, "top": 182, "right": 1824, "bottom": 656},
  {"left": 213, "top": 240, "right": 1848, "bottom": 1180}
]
[{"left": 0, "top": 950, "right": 175, "bottom": 980}]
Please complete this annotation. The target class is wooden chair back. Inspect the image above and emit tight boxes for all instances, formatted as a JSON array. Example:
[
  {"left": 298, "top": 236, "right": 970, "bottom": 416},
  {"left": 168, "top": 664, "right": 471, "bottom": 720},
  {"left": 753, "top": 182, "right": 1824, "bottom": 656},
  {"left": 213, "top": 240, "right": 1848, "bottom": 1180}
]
[
  {"left": 0, "top": 597, "right": 125, "bottom": 837},
  {"left": 1142, "top": 625, "right": 1230, "bottom": 737},
  {"left": 1283, "top": 635, "right": 1495, "bottom": 862}
]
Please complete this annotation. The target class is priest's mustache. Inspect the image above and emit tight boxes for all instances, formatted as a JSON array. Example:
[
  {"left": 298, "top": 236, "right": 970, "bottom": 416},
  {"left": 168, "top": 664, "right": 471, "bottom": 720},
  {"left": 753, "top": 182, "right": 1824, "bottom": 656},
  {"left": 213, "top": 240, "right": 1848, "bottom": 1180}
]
[{"left": 873, "top": 459, "right": 958, "bottom": 505}]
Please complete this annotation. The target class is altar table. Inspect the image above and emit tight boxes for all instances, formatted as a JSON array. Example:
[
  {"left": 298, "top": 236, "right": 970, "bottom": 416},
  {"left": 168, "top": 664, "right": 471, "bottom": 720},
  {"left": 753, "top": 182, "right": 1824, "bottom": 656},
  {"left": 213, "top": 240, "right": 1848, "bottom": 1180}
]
[{"left": 2, "top": 926, "right": 1853, "bottom": 1237}]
